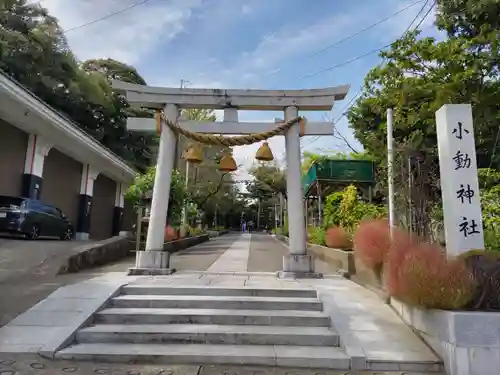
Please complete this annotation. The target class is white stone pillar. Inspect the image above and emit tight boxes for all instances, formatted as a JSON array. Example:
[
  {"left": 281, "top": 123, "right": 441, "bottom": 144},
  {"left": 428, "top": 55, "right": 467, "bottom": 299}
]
[
  {"left": 22, "top": 134, "right": 52, "bottom": 199},
  {"left": 75, "top": 164, "right": 99, "bottom": 240},
  {"left": 132, "top": 103, "right": 178, "bottom": 275},
  {"left": 436, "top": 104, "right": 484, "bottom": 256},
  {"left": 280, "top": 106, "right": 319, "bottom": 278}
]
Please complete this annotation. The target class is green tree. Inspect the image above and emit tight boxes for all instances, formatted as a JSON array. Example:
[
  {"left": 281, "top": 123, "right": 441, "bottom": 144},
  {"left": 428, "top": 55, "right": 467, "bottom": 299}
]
[
  {"left": 82, "top": 58, "right": 147, "bottom": 85},
  {"left": 247, "top": 163, "right": 287, "bottom": 199},
  {"left": 348, "top": 30, "right": 500, "bottom": 172},
  {"left": 435, "top": 0, "right": 500, "bottom": 39},
  {"left": 0, "top": 1, "right": 156, "bottom": 171},
  {"left": 125, "top": 167, "right": 186, "bottom": 224},
  {"left": 82, "top": 58, "right": 156, "bottom": 171}
]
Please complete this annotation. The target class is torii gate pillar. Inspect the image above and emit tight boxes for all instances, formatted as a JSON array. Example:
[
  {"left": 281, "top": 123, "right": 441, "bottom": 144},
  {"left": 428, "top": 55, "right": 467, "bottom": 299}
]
[
  {"left": 112, "top": 80, "right": 350, "bottom": 277},
  {"left": 279, "top": 106, "right": 318, "bottom": 278},
  {"left": 134, "top": 103, "right": 178, "bottom": 274}
]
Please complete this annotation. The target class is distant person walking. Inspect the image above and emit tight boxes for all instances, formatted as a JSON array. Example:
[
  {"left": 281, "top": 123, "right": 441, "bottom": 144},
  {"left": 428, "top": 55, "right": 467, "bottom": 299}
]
[{"left": 241, "top": 220, "right": 246, "bottom": 232}]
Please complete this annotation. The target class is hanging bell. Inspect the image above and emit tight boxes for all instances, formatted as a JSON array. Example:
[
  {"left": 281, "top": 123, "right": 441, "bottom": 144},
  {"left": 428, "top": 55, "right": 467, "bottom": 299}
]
[
  {"left": 255, "top": 141, "right": 274, "bottom": 161},
  {"left": 184, "top": 145, "right": 203, "bottom": 164},
  {"left": 219, "top": 151, "right": 238, "bottom": 172}
]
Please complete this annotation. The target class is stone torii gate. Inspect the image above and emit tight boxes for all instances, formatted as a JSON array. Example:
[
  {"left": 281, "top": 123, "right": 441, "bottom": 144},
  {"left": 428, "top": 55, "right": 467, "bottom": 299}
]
[{"left": 112, "top": 80, "right": 350, "bottom": 277}]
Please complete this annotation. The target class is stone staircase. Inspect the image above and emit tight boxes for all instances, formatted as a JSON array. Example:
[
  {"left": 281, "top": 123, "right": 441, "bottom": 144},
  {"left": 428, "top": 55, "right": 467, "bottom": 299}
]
[{"left": 55, "top": 285, "right": 351, "bottom": 369}]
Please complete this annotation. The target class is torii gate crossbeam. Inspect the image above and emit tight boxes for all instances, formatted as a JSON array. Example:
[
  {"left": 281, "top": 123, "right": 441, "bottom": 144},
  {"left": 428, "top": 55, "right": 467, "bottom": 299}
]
[{"left": 113, "top": 80, "right": 350, "bottom": 278}]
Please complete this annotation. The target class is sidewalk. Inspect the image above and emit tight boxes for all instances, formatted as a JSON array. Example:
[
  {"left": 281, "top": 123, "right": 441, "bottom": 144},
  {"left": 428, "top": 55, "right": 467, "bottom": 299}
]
[{"left": 247, "top": 233, "right": 337, "bottom": 274}]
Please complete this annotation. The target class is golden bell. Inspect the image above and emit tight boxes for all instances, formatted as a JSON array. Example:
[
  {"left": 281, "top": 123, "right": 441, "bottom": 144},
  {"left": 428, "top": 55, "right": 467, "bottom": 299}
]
[
  {"left": 219, "top": 152, "right": 237, "bottom": 172},
  {"left": 255, "top": 141, "right": 274, "bottom": 161},
  {"left": 184, "top": 145, "right": 203, "bottom": 164}
]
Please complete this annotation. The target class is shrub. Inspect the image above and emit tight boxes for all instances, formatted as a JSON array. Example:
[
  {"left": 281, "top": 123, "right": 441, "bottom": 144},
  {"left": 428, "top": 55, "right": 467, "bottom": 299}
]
[
  {"left": 353, "top": 219, "right": 391, "bottom": 271},
  {"left": 323, "top": 186, "right": 387, "bottom": 232},
  {"left": 190, "top": 226, "right": 203, "bottom": 236},
  {"left": 323, "top": 191, "right": 343, "bottom": 228},
  {"left": 308, "top": 226, "right": 326, "bottom": 246},
  {"left": 384, "top": 231, "right": 417, "bottom": 297},
  {"left": 282, "top": 216, "right": 289, "bottom": 236},
  {"left": 393, "top": 243, "right": 474, "bottom": 309},
  {"left": 459, "top": 250, "right": 500, "bottom": 311},
  {"left": 324, "top": 226, "right": 352, "bottom": 249}
]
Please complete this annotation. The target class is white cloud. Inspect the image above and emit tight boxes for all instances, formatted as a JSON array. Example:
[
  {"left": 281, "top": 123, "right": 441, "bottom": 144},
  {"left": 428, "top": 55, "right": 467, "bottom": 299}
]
[
  {"left": 37, "top": 0, "right": 404, "bottom": 182},
  {"left": 379, "top": 0, "right": 439, "bottom": 40},
  {"left": 241, "top": 4, "right": 252, "bottom": 15},
  {"left": 41, "top": 0, "right": 203, "bottom": 64},
  {"left": 224, "top": 13, "right": 356, "bottom": 84}
]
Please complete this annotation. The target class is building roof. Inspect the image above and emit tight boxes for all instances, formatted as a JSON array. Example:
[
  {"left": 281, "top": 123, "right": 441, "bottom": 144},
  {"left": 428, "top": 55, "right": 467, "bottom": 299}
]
[{"left": 0, "top": 71, "right": 137, "bottom": 183}]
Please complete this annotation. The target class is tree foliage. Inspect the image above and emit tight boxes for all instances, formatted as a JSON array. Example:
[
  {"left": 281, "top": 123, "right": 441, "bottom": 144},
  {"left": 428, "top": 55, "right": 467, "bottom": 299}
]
[
  {"left": 0, "top": 0, "right": 156, "bottom": 171},
  {"left": 435, "top": 0, "right": 500, "bottom": 39},
  {"left": 125, "top": 167, "right": 186, "bottom": 223},
  {"left": 246, "top": 163, "right": 287, "bottom": 200},
  {"left": 348, "top": 29, "right": 500, "bottom": 170}
]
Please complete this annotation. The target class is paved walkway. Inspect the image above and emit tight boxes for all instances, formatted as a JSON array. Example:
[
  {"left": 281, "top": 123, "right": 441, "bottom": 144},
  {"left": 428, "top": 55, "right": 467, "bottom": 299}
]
[
  {"left": 206, "top": 234, "right": 251, "bottom": 272},
  {"left": 247, "top": 234, "right": 337, "bottom": 274},
  {"left": 0, "top": 233, "right": 299, "bottom": 327},
  {"left": 0, "top": 233, "right": 444, "bottom": 374}
]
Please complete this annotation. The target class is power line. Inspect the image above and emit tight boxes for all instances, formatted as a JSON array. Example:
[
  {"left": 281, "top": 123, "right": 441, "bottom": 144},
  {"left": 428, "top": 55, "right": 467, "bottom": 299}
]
[
  {"left": 403, "top": 0, "right": 430, "bottom": 33},
  {"left": 62, "top": 0, "right": 151, "bottom": 34},
  {"left": 303, "top": 0, "right": 437, "bottom": 150},
  {"left": 302, "top": 0, "right": 436, "bottom": 79},
  {"left": 307, "top": 0, "right": 425, "bottom": 59}
]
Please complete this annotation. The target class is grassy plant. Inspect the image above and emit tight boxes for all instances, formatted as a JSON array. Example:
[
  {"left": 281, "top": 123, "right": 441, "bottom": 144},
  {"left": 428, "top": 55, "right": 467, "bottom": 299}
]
[
  {"left": 325, "top": 226, "right": 352, "bottom": 249},
  {"left": 392, "top": 243, "right": 474, "bottom": 309}
]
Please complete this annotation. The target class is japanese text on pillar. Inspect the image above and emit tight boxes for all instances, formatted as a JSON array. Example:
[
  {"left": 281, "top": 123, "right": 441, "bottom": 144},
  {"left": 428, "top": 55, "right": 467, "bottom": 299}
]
[{"left": 451, "top": 121, "right": 481, "bottom": 239}]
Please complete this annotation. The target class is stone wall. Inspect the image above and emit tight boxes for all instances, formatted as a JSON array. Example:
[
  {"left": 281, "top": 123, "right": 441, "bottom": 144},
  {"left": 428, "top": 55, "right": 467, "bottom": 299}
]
[
  {"left": 307, "top": 244, "right": 355, "bottom": 275},
  {"left": 391, "top": 298, "right": 500, "bottom": 375},
  {"left": 161, "top": 234, "right": 210, "bottom": 253},
  {"left": 58, "top": 236, "right": 131, "bottom": 274},
  {"left": 276, "top": 235, "right": 357, "bottom": 276},
  {"left": 206, "top": 230, "right": 229, "bottom": 238},
  {"left": 59, "top": 234, "right": 211, "bottom": 274}
]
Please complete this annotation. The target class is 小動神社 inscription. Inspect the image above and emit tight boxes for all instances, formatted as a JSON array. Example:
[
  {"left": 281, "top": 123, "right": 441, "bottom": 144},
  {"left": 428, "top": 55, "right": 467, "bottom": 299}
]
[
  {"left": 456, "top": 184, "right": 474, "bottom": 205},
  {"left": 436, "top": 104, "right": 485, "bottom": 256},
  {"left": 452, "top": 150, "right": 472, "bottom": 170}
]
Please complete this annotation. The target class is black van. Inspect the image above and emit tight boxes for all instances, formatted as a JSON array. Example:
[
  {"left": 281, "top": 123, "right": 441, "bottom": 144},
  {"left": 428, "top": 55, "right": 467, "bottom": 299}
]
[{"left": 0, "top": 195, "right": 74, "bottom": 240}]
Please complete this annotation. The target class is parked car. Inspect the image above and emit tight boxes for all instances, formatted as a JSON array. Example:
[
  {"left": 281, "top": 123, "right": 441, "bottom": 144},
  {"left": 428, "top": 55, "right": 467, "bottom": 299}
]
[{"left": 0, "top": 195, "right": 74, "bottom": 240}]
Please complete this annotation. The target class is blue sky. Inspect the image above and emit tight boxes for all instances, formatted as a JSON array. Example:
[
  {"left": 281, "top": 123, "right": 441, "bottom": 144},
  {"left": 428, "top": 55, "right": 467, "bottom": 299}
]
[{"left": 43, "top": 0, "right": 441, "bottom": 179}]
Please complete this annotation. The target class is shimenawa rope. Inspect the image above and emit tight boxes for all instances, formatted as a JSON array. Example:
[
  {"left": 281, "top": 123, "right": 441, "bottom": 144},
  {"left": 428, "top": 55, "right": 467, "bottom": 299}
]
[{"left": 158, "top": 111, "right": 306, "bottom": 147}]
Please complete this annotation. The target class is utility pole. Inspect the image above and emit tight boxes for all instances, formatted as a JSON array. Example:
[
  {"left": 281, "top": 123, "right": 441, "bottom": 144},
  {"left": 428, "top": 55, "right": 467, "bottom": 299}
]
[{"left": 387, "top": 108, "right": 395, "bottom": 239}]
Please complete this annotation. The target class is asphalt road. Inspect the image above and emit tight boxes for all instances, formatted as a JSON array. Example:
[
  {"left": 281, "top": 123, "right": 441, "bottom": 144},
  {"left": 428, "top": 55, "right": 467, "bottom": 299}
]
[
  {"left": 0, "top": 236, "right": 94, "bottom": 326},
  {"left": 0, "top": 234, "right": 240, "bottom": 327}
]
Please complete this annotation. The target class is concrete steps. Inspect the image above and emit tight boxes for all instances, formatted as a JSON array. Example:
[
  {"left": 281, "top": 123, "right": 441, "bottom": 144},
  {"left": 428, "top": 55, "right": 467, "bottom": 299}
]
[
  {"left": 111, "top": 294, "right": 323, "bottom": 311},
  {"left": 55, "top": 285, "right": 350, "bottom": 369},
  {"left": 121, "top": 285, "right": 317, "bottom": 298},
  {"left": 95, "top": 307, "right": 331, "bottom": 326},
  {"left": 76, "top": 324, "right": 339, "bottom": 346},
  {"left": 56, "top": 343, "right": 351, "bottom": 368}
]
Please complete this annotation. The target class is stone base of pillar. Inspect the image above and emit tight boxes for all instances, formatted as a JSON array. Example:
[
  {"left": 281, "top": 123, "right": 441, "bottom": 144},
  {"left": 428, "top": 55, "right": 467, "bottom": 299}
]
[
  {"left": 128, "top": 251, "right": 174, "bottom": 276},
  {"left": 277, "top": 254, "right": 323, "bottom": 279}
]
